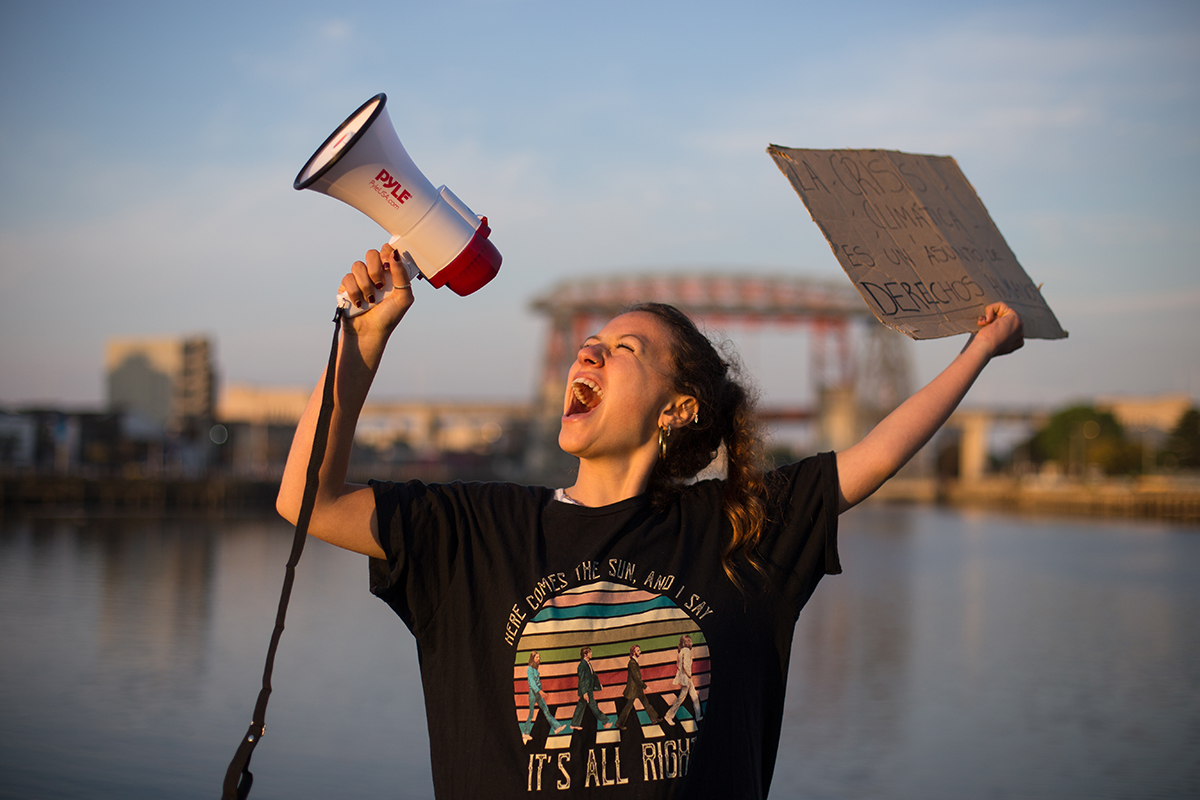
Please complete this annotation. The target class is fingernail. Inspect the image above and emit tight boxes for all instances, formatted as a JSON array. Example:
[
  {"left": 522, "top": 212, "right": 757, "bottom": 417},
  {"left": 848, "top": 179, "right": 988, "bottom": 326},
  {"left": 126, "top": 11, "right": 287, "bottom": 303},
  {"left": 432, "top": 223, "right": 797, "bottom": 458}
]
[
  {"left": 368, "top": 294, "right": 376, "bottom": 304},
  {"left": 355, "top": 300, "right": 363, "bottom": 309},
  {"left": 392, "top": 251, "right": 400, "bottom": 261},
  {"left": 375, "top": 282, "right": 384, "bottom": 290}
]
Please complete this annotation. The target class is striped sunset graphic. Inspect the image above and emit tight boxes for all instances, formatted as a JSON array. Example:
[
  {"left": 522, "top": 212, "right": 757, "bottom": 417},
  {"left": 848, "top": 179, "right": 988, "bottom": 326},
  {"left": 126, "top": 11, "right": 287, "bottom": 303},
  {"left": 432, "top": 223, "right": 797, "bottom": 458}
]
[{"left": 513, "top": 581, "right": 708, "bottom": 746}]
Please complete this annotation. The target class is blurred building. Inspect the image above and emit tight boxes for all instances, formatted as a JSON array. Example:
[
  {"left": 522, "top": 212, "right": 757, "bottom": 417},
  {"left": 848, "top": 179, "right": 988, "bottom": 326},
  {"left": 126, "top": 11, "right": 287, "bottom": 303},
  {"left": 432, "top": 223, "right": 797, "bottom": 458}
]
[
  {"left": 106, "top": 336, "right": 216, "bottom": 436},
  {"left": 217, "top": 384, "right": 532, "bottom": 480},
  {"left": 1097, "top": 394, "right": 1193, "bottom": 434},
  {"left": 214, "top": 385, "right": 309, "bottom": 478},
  {"left": 0, "top": 409, "right": 127, "bottom": 474},
  {"left": 1097, "top": 393, "right": 1194, "bottom": 474},
  {"left": 0, "top": 413, "right": 37, "bottom": 467}
]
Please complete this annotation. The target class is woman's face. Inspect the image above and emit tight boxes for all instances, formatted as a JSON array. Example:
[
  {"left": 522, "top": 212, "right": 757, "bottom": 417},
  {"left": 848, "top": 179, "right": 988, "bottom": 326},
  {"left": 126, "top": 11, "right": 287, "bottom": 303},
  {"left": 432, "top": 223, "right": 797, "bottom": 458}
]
[{"left": 558, "top": 311, "right": 683, "bottom": 462}]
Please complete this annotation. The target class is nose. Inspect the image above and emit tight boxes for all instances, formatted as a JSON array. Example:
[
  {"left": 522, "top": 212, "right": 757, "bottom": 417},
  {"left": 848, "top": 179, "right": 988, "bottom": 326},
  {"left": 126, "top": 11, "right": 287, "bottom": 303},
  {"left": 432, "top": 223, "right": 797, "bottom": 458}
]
[{"left": 577, "top": 343, "right": 604, "bottom": 366}]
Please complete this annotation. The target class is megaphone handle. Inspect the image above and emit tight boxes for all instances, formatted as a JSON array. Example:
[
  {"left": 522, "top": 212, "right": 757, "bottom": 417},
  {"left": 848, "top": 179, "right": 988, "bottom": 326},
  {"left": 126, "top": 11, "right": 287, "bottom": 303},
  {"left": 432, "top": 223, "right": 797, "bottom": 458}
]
[{"left": 337, "top": 250, "right": 420, "bottom": 318}]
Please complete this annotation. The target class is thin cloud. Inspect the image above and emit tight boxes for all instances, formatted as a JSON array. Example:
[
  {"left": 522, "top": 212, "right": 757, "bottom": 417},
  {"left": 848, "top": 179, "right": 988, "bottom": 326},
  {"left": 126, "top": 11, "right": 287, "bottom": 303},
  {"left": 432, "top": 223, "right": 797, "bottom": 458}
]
[
  {"left": 713, "top": 13, "right": 1198, "bottom": 161},
  {"left": 319, "top": 19, "right": 354, "bottom": 42}
]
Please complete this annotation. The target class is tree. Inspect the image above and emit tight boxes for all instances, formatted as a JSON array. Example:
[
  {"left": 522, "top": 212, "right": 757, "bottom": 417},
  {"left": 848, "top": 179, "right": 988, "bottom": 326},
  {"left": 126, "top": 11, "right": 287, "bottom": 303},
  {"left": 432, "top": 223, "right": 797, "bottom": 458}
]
[
  {"left": 1027, "top": 404, "right": 1140, "bottom": 476},
  {"left": 1163, "top": 407, "right": 1200, "bottom": 469}
]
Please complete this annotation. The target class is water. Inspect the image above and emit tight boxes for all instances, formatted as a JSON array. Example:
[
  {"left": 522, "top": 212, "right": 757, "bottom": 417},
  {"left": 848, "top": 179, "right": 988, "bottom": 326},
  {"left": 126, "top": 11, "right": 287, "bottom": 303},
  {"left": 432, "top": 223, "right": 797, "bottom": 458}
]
[{"left": 1, "top": 505, "right": 1197, "bottom": 799}]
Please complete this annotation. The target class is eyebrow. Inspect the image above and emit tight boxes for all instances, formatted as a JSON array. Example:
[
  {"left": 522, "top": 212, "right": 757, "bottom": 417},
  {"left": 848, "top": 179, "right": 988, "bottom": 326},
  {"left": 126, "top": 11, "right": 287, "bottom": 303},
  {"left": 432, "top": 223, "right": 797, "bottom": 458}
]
[{"left": 583, "top": 333, "right": 649, "bottom": 348}]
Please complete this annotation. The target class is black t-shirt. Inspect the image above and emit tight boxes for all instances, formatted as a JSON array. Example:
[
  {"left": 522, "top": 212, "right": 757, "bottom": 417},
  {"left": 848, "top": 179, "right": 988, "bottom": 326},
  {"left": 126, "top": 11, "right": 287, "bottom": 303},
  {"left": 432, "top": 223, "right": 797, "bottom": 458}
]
[{"left": 369, "top": 452, "right": 841, "bottom": 799}]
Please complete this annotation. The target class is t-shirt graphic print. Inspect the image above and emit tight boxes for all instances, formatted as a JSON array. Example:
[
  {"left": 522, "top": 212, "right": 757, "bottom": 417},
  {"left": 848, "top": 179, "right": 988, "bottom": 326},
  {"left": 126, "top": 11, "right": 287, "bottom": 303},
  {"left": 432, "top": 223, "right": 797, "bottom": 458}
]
[{"left": 513, "top": 581, "right": 706, "bottom": 792}]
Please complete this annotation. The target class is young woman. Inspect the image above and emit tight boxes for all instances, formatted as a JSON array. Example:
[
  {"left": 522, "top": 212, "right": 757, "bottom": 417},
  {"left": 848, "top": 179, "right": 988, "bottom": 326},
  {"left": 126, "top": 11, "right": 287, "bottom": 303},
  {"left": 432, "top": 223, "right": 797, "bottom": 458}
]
[{"left": 277, "top": 243, "right": 1024, "bottom": 799}]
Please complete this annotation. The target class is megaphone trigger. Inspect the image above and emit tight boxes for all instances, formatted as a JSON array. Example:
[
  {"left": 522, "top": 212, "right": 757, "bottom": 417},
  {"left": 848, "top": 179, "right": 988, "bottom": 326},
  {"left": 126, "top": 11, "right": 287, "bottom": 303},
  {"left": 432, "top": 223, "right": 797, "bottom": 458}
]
[
  {"left": 337, "top": 249, "right": 420, "bottom": 318},
  {"left": 389, "top": 247, "right": 422, "bottom": 283}
]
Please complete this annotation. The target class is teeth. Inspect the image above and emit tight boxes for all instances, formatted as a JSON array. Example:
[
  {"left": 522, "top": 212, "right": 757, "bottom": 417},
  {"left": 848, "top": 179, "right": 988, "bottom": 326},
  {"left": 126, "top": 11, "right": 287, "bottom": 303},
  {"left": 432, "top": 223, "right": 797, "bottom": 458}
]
[{"left": 571, "top": 377, "right": 603, "bottom": 409}]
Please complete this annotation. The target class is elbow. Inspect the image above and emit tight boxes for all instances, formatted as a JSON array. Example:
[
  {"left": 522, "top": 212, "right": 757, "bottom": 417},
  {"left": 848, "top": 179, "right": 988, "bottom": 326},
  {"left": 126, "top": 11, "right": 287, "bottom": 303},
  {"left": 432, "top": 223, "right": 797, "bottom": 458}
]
[{"left": 276, "top": 489, "right": 299, "bottom": 526}]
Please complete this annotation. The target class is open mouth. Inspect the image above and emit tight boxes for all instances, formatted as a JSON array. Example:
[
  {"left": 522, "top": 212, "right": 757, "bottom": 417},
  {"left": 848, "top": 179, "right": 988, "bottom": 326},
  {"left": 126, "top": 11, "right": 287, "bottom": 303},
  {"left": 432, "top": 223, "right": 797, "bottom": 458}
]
[{"left": 566, "top": 377, "right": 603, "bottom": 416}]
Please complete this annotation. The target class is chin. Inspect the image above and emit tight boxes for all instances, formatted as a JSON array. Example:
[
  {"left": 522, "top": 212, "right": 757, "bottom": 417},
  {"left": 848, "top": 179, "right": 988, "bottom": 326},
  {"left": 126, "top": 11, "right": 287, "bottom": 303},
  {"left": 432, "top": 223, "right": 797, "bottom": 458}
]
[{"left": 557, "top": 431, "right": 585, "bottom": 458}]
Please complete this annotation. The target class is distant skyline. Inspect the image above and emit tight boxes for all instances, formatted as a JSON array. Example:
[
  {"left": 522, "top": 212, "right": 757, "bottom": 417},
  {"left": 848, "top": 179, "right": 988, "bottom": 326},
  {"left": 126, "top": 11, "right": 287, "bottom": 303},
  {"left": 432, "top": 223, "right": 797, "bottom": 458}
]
[{"left": 2, "top": 1, "right": 1197, "bottom": 413}]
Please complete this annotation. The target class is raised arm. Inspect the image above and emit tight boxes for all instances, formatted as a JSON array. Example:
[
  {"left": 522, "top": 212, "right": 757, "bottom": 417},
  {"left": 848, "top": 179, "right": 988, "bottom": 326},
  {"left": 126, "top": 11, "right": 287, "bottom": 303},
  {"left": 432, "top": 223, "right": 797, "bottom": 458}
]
[
  {"left": 276, "top": 244, "right": 414, "bottom": 558},
  {"left": 836, "top": 302, "right": 1025, "bottom": 512}
]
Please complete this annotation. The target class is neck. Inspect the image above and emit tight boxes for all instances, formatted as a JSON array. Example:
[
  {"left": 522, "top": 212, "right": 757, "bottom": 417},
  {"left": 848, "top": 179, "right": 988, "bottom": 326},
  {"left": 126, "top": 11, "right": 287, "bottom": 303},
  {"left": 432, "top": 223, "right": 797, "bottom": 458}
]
[{"left": 567, "top": 447, "right": 659, "bottom": 507}]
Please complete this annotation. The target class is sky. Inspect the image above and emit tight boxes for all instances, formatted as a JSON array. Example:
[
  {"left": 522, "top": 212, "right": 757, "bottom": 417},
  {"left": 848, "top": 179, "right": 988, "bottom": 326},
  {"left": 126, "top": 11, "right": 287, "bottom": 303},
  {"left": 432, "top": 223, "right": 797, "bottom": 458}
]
[{"left": 1, "top": 0, "right": 1198, "bottom": 415}]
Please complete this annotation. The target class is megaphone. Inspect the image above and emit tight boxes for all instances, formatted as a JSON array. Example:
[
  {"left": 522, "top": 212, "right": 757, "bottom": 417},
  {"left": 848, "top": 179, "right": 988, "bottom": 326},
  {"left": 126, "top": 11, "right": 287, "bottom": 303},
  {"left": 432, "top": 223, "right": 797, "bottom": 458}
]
[{"left": 294, "top": 94, "right": 502, "bottom": 314}]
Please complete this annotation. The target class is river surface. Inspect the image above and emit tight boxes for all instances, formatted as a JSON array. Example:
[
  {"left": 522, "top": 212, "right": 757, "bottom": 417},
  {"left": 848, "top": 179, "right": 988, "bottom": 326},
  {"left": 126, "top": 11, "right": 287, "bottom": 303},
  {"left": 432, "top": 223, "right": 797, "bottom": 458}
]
[{"left": 1, "top": 504, "right": 1197, "bottom": 799}]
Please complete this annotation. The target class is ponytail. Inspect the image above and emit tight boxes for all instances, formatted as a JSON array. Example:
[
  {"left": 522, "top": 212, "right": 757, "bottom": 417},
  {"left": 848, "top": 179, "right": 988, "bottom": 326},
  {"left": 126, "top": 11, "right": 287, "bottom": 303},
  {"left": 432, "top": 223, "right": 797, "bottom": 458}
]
[{"left": 630, "top": 303, "right": 771, "bottom": 587}]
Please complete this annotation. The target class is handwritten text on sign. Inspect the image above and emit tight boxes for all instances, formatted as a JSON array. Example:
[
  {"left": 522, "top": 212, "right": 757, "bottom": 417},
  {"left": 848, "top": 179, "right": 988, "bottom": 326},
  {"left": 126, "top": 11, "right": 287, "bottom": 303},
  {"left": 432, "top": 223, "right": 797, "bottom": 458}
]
[{"left": 768, "top": 146, "right": 1066, "bottom": 340}]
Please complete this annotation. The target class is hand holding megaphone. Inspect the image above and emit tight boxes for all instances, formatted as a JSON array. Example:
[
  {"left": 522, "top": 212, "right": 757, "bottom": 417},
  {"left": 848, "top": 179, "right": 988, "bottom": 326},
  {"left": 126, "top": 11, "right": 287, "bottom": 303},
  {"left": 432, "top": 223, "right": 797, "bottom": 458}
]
[
  {"left": 336, "top": 246, "right": 419, "bottom": 318},
  {"left": 334, "top": 243, "right": 418, "bottom": 335},
  {"left": 295, "top": 94, "right": 502, "bottom": 316}
]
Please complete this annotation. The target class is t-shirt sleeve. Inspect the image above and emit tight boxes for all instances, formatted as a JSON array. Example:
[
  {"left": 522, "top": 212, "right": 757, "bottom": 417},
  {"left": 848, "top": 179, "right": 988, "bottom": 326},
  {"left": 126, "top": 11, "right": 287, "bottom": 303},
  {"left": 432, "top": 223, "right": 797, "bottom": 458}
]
[
  {"left": 757, "top": 451, "right": 842, "bottom": 618},
  {"left": 367, "top": 479, "right": 546, "bottom": 636},
  {"left": 366, "top": 479, "right": 465, "bottom": 636}
]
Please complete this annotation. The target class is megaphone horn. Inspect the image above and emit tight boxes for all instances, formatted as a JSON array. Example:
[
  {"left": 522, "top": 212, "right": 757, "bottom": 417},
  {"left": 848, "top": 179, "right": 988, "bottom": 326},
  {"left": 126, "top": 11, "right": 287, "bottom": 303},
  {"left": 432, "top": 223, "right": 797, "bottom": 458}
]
[{"left": 294, "top": 94, "right": 502, "bottom": 312}]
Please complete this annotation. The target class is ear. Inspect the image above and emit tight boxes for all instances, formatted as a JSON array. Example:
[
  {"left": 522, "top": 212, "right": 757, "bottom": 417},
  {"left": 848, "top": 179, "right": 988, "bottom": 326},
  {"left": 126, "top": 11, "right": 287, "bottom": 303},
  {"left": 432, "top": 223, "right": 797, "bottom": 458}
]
[{"left": 659, "top": 394, "right": 698, "bottom": 430}]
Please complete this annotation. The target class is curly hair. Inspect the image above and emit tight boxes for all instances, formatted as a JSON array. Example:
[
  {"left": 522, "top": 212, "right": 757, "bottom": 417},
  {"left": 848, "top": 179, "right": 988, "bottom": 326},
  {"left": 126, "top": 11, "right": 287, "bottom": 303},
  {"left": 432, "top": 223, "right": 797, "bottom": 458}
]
[{"left": 629, "top": 302, "right": 772, "bottom": 587}]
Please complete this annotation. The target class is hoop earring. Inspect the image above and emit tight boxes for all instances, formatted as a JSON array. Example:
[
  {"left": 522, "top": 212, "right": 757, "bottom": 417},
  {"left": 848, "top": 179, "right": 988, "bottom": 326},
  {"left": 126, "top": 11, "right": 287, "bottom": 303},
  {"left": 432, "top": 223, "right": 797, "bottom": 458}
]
[{"left": 658, "top": 424, "right": 672, "bottom": 460}]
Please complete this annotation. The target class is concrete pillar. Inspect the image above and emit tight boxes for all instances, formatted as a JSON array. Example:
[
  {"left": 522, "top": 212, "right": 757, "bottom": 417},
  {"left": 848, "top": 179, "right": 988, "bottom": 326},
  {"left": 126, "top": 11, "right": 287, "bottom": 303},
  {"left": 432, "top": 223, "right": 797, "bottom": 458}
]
[
  {"left": 412, "top": 408, "right": 437, "bottom": 453},
  {"left": 818, "top": 386, "right": 859, "bottom": 453},
  {"left": 958, "top": 412, "right": 991, "bottom": 483}
]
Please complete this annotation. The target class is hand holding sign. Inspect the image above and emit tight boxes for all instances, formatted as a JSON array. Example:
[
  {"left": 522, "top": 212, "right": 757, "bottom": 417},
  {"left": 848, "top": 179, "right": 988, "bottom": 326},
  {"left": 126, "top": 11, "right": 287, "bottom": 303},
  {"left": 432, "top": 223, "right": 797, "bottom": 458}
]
[
  {"left": 767, "top": 146, "right": 1066, "bottom": 340},
  {"left": 973, "top": 301, "right": 1025, "bottom": 358}
]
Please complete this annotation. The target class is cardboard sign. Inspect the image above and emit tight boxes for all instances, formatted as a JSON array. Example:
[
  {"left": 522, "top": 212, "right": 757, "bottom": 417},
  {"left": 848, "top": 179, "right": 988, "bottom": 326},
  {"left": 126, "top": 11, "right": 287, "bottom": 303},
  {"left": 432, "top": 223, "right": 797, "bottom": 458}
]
[{"left": 768, "top": 146, "right": 1067, "bottom": 340}]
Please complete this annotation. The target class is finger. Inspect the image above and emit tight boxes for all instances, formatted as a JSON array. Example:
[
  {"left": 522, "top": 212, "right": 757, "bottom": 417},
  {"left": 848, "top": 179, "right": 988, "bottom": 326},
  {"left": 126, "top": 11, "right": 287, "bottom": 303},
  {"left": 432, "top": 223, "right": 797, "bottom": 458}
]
[
  {"left": 340, "top": 269, "right": 367, "bottom": 309},
  {"left": 364, "top": 249, "right": 387, "bottom": 292},
  {"left": 380, "top": 242, "right": 395, "bottom": 271},
  {"left": 351, "top": 259, "right": 377, "bottom": 305},
  {"left": 978, "top": 303, "right": 1008, "bottom": 326},
  {"left": 387, "top": 247, "right": 410, "bottom": 283}
]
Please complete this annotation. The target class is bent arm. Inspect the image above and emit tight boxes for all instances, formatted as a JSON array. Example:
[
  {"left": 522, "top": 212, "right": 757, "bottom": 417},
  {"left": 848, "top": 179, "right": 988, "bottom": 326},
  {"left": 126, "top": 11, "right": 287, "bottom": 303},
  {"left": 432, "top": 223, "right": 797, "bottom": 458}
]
[
  {"left": 836, "top": 303, "right": 1024, "bottom": 512},
  {"left": 276, "top": 246, "right": 414, "bottom": 558}
]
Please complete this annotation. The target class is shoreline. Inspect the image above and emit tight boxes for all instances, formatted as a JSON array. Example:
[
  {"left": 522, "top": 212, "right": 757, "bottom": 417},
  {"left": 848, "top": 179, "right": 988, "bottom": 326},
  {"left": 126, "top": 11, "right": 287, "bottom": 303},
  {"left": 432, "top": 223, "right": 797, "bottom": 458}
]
[
  {"left": 871, "top": 475, "right": 1200, "bottom": 525},
  {"left": 4, "top": 472, "right": 1200, "bottom": 525}
]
